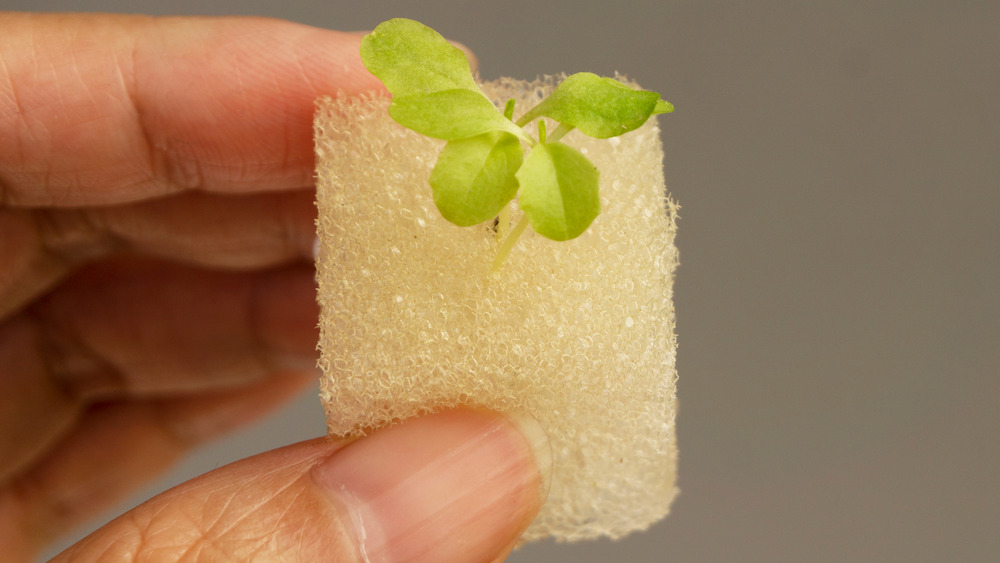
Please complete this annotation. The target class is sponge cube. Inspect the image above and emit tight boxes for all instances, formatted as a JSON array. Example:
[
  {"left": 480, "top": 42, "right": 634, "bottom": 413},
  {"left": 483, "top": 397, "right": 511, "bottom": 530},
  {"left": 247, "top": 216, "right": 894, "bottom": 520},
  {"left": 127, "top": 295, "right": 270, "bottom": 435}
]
[{"left": 314, "top": 76, "right": 679, "bottom": 541}]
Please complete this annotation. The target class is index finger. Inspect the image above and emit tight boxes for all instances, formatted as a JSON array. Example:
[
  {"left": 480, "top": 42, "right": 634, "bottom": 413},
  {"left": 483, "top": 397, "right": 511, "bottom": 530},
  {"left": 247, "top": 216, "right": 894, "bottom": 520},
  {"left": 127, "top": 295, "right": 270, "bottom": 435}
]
[{"left": 0, "top": 13, "right": 384, "bottom": 207}]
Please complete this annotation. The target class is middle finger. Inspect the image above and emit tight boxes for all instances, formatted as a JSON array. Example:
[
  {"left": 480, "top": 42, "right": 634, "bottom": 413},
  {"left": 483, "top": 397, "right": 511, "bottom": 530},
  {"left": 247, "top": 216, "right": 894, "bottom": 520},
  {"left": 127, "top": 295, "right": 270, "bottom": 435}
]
[
  {"left": 0, "top": 188, "right": 317, "bottom": 319},
  {"left": 0, "top": 259, "right": 319, "bottom": 480}
]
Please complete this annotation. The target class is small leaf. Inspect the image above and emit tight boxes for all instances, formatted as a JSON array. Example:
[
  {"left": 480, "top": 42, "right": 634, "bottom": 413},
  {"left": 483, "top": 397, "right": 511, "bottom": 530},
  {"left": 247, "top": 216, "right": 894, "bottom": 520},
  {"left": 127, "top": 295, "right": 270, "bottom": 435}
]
[
  {"left": 653, "top": 99, "right": 675, "bottom": 114},
  {"left": 430, "top": 132, "right": 523, "bottom": 226},
  {"left": 360, "top": 18, "right": 480, "bottom": 95},
  {"left": 517, "top": 142, "right": 600, "bottom": 241},
  {"left": 389, "top": 89, "right": 525, "bottom": 140},
  {"left": 528, "top": 72, "right": 664, "bottom": 138}
]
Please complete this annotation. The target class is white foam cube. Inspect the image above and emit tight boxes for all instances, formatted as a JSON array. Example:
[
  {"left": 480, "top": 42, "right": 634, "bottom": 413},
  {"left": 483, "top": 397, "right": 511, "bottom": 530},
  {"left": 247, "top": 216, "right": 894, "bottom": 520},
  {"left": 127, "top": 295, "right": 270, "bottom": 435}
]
[{"left": 314, "top": 76, "right": 679, "bottom": 541}]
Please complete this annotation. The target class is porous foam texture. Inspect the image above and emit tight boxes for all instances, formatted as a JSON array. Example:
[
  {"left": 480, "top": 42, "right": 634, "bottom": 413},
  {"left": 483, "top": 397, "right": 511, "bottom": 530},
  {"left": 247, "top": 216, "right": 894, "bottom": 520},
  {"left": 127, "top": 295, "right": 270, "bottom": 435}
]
[{"left": 314, "top": 76, "right": 679, "bottom": 542}]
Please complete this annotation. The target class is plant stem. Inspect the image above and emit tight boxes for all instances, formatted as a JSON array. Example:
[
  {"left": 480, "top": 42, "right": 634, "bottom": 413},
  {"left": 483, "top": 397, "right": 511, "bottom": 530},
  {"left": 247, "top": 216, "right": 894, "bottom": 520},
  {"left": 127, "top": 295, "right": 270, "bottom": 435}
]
[
  {"left": 548, "top": 122, "right": 575, "bottom": 143},
  {"left": 515, "top": 99, "right": 548, "bottom": 127},
  {"left": 491, "top": 213, "right": 530, "bottom": 272},
  {"left": 497, "top": 203, "right": 511, "bottom": 239}
]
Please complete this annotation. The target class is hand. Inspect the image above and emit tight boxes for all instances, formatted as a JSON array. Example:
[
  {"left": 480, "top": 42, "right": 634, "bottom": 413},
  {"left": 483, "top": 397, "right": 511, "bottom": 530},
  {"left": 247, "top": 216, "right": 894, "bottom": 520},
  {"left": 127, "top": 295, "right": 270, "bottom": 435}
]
[{"left": 0, "top": 13, "right": 549, "bottom": 562}]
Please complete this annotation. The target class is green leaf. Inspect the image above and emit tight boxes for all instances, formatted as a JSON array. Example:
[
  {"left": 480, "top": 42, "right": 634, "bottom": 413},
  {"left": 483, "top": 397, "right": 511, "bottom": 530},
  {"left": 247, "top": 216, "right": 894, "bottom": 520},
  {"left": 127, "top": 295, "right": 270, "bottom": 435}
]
[
  {"left": 653, "top": 99, "right": 675, "bottom": 114},
  {"left": 430, "top": 132, "right": 523, "bottom": 226},
  {"left": 517, "top": 141, "right": 600, "bottom": 241},
  {"left": 389, "top": 89, "right": 524, "bottom": 140},
  {"left": 360, "top": 18, "right": 480, "bottom": 95},
  {"left": 522, "top": 72, "right": 665, "bottom": 138},
  {"left": 360, "top": 18, "right": 674, "bottom": 251}
]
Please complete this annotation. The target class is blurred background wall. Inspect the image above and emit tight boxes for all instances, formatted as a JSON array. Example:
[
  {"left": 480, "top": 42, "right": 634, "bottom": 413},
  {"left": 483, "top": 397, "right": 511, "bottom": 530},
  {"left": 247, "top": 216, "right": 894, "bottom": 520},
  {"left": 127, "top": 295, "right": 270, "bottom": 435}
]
[{"left": 12, "top": 1, "right": 998, "bottom": 561}]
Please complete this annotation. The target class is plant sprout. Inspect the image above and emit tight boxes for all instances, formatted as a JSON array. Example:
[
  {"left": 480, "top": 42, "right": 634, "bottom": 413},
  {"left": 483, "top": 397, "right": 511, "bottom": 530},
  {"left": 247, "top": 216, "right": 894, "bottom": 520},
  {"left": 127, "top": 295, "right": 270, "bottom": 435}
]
[{"left": 360, "top": 18, "right": 673, "bottom": 269}]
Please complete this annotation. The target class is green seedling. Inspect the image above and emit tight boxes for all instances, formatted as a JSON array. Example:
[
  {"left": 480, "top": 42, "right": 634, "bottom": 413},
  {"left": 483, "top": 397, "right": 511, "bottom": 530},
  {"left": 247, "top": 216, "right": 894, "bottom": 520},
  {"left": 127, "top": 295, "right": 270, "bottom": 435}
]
[{"left": 360, "top": 18, "right": 673, "bottom": 269}]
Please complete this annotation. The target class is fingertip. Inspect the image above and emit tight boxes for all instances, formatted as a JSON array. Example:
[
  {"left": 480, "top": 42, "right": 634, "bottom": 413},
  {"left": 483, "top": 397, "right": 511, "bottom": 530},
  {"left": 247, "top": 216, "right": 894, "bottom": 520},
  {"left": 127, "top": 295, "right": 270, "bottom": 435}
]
[
  {"left": 450, "top": 40, "right": 480, "bottom": 74},
  {"left": 252, "top": 265, "right": 321, "bottom": 368},
  {"left": 312, "top": 409, "right": 550, "bottom": 562}
]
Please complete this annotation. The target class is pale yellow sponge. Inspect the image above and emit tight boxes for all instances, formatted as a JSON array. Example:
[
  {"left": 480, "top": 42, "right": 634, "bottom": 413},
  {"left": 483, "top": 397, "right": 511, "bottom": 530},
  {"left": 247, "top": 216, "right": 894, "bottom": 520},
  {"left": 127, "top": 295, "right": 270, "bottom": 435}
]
[{"left": 314, "top": 76, "right": 679, "bottom": 541}]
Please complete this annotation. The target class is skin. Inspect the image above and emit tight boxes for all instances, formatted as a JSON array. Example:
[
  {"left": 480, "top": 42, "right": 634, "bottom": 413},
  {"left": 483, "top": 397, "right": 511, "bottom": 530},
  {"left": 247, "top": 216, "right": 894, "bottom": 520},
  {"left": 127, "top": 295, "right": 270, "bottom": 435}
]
[{"left": 0, "top": 13, "right": 545, "bottom": 562}]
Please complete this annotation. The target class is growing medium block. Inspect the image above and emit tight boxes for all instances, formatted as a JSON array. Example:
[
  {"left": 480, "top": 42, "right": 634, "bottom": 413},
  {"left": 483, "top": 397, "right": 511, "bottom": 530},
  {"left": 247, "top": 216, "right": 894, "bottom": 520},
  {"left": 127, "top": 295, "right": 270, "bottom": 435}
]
[{"left": 314, "top": 76, "right": 679, "bottom": 541}]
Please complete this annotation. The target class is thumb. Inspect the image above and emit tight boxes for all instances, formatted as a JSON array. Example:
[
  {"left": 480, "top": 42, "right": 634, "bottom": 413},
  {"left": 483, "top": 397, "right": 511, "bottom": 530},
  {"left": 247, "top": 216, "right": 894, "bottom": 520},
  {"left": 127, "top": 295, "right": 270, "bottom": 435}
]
[{"left": 53, "top": 409, "right": 551, "bottom": 562}]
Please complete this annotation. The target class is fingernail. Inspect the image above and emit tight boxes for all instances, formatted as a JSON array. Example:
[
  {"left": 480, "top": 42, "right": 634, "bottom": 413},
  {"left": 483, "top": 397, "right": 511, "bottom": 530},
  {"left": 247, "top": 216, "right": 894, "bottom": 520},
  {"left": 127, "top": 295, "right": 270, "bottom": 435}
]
[
  {"left": 311, "top": 409, "right": 551, "bottom": 563},
  {"left": 255, "top": 267, "right": 320, "bottom": 369}
]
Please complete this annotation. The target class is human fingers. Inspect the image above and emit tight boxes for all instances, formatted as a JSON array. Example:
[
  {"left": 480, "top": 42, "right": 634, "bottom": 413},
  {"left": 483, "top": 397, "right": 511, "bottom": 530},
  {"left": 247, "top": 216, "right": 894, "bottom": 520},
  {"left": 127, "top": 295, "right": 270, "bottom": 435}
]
[
  {"left": 0, "top": 13, "right": 383, "bottom": 207},
  {"left": 0, "top": 188, "right": 316, "bottom": 319},
  {"left": 0, "top": 12, "right": 372, "bottom": 318},
  {"left": 0, "top": 259, "right": 318, "bottom": 482},
  {"left": 0, "top": 369, "right": 313, "bottom": 561},
  {"left": 52, "top": 409, "right": 551, "bottom": 563},
  {"left": 1, "top": 188, "right": 318, "bottom": 318}
]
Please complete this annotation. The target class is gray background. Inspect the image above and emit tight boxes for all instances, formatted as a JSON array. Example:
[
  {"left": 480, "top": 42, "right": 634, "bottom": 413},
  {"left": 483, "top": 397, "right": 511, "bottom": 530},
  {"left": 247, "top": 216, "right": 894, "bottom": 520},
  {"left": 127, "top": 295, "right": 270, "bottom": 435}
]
[{"left": 13, "top": 1, "right": 997, "bottom": 561}]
